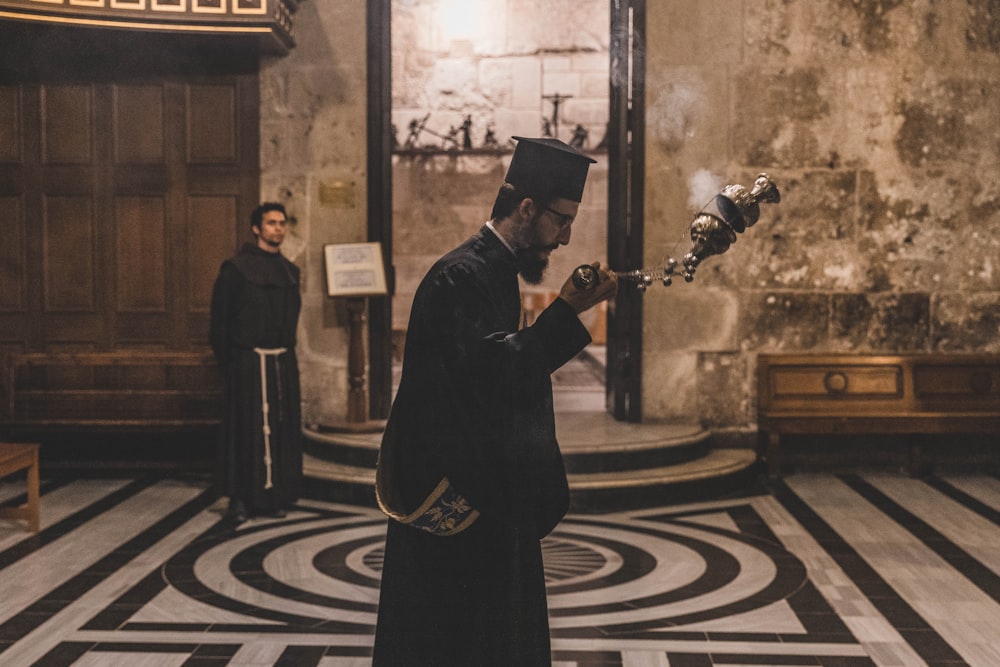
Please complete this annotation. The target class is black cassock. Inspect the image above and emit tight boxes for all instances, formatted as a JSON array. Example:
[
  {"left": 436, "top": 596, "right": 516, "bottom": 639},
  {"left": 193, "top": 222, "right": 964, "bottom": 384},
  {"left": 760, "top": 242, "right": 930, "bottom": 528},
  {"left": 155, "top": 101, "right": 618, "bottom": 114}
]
[
  {"left": 210, "top": 243, "right": 302, "bottom": 514},
  {"left": 374, "top": 227, "right": 591, "bottom": 666}
]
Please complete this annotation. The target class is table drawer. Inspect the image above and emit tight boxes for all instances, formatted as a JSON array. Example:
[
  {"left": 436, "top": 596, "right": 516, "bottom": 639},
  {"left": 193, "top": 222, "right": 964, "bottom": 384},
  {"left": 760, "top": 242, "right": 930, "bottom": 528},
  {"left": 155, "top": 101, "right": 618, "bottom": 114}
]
[
  {"left": 913, "top": 363, "right": 1000, "bottom": 398},
  {"left": 769, "top": 364, "right": 903, "bottom": 400}
]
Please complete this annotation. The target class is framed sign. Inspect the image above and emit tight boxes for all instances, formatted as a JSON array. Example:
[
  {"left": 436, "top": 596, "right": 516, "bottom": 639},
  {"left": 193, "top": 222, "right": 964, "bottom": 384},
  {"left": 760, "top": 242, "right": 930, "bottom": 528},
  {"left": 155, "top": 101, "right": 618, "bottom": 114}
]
[{"left": 323, "top": 242, "right": 388, "bottom": 297}]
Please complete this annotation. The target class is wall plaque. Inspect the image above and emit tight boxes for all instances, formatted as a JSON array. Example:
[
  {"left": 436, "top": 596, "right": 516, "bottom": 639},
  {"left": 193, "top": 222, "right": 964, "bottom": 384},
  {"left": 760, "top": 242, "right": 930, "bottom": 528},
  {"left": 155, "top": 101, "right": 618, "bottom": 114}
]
[{"left": 324, "top": 242, "right": 388, "bottom": 298}]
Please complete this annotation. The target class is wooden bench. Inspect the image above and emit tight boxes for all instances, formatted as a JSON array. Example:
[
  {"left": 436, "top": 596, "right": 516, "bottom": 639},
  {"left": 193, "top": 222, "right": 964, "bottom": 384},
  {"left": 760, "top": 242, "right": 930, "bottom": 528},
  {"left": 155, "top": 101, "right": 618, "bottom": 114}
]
[
  {"left": 3, "top": 351, "right": 222, "bottom": 432},
  {"left": 0, "top": 442, "right": 40, "bottom": 533},
  {"left": 757, "top": 354, "right": 1000, "bottom": 478}
]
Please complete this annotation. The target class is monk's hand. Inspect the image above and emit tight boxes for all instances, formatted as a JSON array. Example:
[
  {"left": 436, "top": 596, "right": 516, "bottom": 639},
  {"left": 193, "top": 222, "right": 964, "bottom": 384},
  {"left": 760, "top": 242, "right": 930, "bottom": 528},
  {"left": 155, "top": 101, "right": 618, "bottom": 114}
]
[{"left": 558, "top": 262, "right": 618, "bottom": 314}]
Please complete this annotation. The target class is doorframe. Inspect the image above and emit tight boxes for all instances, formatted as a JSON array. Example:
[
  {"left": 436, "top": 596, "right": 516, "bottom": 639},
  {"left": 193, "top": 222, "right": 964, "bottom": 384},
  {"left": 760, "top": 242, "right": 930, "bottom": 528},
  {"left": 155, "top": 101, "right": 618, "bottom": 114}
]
[
  {"left": 367, "top": 0, "right": 393, "bottom": 420},
  {"left": 364, "top": 0, "right": 646, "bottom": 422},
  {"left": 607, "top": 0, "right": 646, "bottom": 422}
]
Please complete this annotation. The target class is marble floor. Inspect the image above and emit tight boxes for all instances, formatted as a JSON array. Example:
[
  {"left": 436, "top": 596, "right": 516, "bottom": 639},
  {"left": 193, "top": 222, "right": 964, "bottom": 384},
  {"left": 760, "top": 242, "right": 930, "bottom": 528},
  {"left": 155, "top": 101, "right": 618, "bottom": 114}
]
[{"left": 2, "top": 468, "right": 1000, "bottom": 666}]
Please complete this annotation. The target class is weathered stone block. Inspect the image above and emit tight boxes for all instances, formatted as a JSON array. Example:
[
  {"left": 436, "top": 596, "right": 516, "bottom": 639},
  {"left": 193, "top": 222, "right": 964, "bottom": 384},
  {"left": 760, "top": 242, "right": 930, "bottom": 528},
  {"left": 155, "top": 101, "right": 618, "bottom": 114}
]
[
  {"left": 392, "top": 158, "right": 502, "bottom": 256},
  {"left": 478, "top": 58, "right": 513, "bottom": 107},
  {"left": 642, "top": 352, "right": 699, "bottom": 421},
  {"left": 830, "top": 292, "right": 931, "bottom": 351},
  {"left": 509, "top": 57, "right": 543, "bottom": 109},
  {"left": 543, "top": 56, "right": 572, "bottom": 73},
  {"left": 648, "top": 0, "right": 743, "bottom": 65},
  {"left": 645, "top": 66, "right": 729, "bottom": 163},
  {"left": 932, "top": 293, "right": 1000, "bottom": 352},
  {"left": 739, "top": 292, "right": 831, "bottom": 351},
  {"left": 508, "top": 0, "right": 607, "bottom": 54},
  {"left": 543, "top": 72, "right": 581, "bottom": 99},
  {"left": 643, "top": 289, "right": 739, "bottom": 353},
  {"left": 732, "top": 67, "right": 841, "bottom": 169},
  {"left": 572, "top": 53, "right": 608, "bottom": 74},
  {"left": 966, "top": 0, "right": 1000, "bottom": 52},
  {"left": 696, "top": 352, "right": 752, "bottom": 427}
]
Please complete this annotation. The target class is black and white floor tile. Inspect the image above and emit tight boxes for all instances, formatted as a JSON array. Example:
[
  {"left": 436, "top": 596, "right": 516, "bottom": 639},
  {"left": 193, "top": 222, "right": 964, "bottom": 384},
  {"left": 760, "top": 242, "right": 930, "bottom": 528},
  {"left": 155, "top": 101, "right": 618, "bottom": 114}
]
[{"left": 2, "top": 471, "right": 999, "bottom": 666}]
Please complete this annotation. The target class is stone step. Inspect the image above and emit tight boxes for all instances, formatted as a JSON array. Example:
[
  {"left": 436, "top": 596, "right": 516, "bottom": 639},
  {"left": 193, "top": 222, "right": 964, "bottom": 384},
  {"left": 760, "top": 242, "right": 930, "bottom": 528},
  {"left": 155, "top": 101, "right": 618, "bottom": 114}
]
[
  {"left": 301, "top": 408, "right": 761, "bottom": 510},
  {"left": 303, "top": 413, "right": 713, "bottom": 473},
  {"left": 303, "top": 448, "right": 757, "bottom": 491},
  {"left": 556, "top": 413, "right": 711, "bottom": 473},
  {"left": 566, "top": 448, "right": 758, "bottom": 489},
  {"left": 566, "top": 448, "right": 761, "bottom": 511},
  {"left": 303, "top": 425, "right": 380, "bottom": 468}
]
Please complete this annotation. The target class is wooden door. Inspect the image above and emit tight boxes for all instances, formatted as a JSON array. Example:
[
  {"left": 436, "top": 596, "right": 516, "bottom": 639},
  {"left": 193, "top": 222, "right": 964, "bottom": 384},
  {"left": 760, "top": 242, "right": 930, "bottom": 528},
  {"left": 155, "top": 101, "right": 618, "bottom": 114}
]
[{"left": 0, "top": 24, "right": 260, "bottom": 430}]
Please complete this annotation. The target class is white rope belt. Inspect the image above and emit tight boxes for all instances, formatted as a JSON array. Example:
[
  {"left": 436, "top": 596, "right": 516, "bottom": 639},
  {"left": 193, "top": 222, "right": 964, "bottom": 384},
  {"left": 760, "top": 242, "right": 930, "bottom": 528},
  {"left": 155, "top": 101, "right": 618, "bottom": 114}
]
[{"left": 254, "top": 347, "right": 287, "bottom": 489}]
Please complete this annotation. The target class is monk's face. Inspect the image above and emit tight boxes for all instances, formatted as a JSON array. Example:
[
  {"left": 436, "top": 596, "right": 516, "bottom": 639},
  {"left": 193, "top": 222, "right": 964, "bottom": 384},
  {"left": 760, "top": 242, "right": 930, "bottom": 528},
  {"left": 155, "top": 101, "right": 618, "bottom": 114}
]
[
  {"left": 254, "top": 210, "right": 288, "bottom": 253},
  {"left": 513, "top": 197, "right": 578, "bottom": 284}
]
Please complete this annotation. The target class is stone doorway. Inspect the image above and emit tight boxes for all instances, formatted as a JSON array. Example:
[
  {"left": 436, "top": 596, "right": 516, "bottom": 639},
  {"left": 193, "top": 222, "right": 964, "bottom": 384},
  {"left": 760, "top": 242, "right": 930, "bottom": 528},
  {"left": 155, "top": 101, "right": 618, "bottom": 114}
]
[{"left": 388, "top": 0, "right": 613, "bottom": 410}]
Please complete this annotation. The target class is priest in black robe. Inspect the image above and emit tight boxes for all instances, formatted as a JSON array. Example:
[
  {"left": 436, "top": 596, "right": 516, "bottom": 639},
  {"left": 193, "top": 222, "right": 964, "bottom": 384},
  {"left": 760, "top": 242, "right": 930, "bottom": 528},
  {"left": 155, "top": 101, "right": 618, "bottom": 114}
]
[
  {"left": 210, "top": 202, "right": 302, "bottom": 524},
  {"left": 374, "top": 138, "right": 617, "bottom": 665}
]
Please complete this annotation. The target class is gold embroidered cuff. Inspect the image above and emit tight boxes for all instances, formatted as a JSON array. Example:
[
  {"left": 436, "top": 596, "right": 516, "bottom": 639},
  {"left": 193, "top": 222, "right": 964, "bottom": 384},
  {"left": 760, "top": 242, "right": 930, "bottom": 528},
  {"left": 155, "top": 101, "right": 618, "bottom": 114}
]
[{"left": 377, "top": 476, "right": 480, "bottom": 536}]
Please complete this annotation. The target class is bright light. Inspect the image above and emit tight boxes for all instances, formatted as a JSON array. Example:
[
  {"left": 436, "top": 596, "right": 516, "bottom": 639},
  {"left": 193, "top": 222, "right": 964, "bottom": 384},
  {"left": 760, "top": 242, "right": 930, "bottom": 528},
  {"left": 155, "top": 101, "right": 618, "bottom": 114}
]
[{"left": 437, "top": 0, "right": 485, "bottom": 42}]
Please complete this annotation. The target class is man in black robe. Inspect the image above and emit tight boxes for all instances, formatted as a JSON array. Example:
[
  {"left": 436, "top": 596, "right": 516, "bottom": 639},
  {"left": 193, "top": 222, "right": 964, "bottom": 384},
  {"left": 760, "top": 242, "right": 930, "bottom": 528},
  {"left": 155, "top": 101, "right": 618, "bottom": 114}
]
[
  {"left": 210, "top": 202, "right": 302, "bottom": 524},
  {"left": 374, "top": 137, "right": 617, "bottom": 665}
]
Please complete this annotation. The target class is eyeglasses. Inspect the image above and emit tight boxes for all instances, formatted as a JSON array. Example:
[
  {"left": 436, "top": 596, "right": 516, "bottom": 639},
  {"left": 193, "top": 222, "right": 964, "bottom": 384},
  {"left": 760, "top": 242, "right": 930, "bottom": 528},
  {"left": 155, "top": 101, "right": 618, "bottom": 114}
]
[{"left": 542, "top": 206, "right": 575, "bottom": 228}]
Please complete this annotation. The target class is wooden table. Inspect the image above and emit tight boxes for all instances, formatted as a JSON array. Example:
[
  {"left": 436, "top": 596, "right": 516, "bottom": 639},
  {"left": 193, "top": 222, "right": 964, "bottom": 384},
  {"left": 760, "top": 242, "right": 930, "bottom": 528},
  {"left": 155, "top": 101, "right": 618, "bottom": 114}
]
[
  {"left": 757, "top": 354, "right": 1000, "bottom": 478},
  {"left": 0, "top": 443, "right": 40, "bottom": 533}
]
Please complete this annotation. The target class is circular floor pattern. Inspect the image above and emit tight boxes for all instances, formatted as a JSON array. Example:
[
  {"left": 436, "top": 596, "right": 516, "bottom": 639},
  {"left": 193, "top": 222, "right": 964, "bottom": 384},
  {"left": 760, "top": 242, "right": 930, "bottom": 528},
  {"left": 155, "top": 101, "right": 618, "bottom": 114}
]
[{"left": 162, "top": 509, "right": 807, "bottom": 634}]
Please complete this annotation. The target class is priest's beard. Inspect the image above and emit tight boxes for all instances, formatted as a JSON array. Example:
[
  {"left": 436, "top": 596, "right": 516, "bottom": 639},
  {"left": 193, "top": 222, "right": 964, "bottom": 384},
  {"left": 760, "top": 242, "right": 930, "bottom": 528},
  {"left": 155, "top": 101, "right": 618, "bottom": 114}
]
[{"left": 514, "top": 247, "right": 550, "bottom": 284}]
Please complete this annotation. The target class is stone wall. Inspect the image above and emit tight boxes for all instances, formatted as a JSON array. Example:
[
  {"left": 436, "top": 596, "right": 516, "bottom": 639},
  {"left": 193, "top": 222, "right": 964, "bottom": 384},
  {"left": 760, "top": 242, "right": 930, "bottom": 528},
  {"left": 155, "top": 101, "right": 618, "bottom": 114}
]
[
  {"left": 391, "top": 0, "right": 610, "bottom": 332},
  {"left": 259, "top": 0, "right": 1000, "bottom": 435},
  {"left": 643, "top": 0, "right": 1000, "bottom": 438},
  {"left": 259, "top": 1, "right": 370, "bottom": 427}
]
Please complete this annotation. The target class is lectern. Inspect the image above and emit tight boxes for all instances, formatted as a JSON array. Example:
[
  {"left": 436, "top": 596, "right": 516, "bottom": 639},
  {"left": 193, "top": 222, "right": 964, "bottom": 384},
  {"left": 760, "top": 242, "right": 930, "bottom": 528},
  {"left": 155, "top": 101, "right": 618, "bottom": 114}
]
[{"left": 323, "top": 242, "right": 388, "bottom": 431}]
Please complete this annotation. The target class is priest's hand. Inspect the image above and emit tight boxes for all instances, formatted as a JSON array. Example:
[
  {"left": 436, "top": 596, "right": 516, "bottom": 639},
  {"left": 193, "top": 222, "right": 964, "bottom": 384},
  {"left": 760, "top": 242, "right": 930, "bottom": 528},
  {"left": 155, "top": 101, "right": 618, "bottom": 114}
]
[{"left": 558, "top": 262, "right": 617, "bottom": 314}]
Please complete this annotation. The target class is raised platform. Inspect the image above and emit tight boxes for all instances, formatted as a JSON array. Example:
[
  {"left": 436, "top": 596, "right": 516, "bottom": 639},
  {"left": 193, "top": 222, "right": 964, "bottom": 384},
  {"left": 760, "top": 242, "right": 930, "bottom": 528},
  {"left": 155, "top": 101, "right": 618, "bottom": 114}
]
[{"left": 302, "top": 411, "right": 761, "bottom": 511}]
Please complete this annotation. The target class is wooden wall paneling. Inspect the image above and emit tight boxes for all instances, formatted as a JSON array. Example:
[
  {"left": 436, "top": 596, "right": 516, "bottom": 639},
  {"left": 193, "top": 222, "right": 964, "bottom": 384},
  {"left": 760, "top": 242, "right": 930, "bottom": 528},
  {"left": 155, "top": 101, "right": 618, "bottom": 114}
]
[
  {"left": 0, "top": 25, "right": 259, "bottom": 432},
  {"left": 38, "top": 81, "right": 107, "bottom": 350},
  {"left": 7, "top": 351, "right": 223, "bottom": 427},
  {"left": 94, "top": 82, "right": 116, "bottom": 350},
  {"left": 41, "top": 84, "right": 92, "bottom": 165},
  {"left": 19, "top": 83, "right": 43, "bottom": 351},
  {"left": 162, "top": 79, "right": 190, "bottom": 349},
  {"left": 115, "top": 196, "right": 167, "bottom": 311},
  {"left": 182, "top": 74, "right": 258, "bottom": 346},
  {"left": 112, "top": 82, "right": 172, "bottom": 346},
  {"left": 114, "top": 84, "right": 165, "bottom": 164},
  {"left": 0, "top": 87, "right": 27, "bottom": 337},
  {"left": 186, "top": 83, "right": 236, "bottom": 163},
  {"left": 0, "top": 196, "right": 26, "bottom": 313},
  {"left": 236, "top": 71, "right": 260, "bottom": 245},
  {"left": 187, "top": 195, "right": 239, "bottom": 314},
  {"left": 42, "top": 194, "right": 95, "bottom": 313},
  {"left": 0, "top": 193, "right": 27, "bottom": 351},
  {"left": 0, "top": 86, "right": 21, "bottom": 162}
]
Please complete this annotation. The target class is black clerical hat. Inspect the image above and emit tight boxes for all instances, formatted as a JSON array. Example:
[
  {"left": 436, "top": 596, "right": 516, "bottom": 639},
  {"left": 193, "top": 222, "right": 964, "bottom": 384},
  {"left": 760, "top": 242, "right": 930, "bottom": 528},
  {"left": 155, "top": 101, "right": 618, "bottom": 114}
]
[{"left": 505, "top": 136, "right": 596, "bottom": 203}]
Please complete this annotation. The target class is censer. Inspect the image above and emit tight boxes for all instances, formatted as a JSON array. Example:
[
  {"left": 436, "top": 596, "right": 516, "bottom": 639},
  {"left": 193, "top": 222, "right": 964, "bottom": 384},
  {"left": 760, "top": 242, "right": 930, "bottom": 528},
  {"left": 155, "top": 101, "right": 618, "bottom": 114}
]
[{"left": 572, "top": 173, "right": 781, "bottom": 291}]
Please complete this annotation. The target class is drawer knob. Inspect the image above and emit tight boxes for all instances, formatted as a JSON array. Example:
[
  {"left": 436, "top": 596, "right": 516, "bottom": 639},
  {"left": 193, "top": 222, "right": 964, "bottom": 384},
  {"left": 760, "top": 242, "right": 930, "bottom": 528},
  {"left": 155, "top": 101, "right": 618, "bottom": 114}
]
[
  {"left": 824, "top": 371, "right": 848, "bottom": 394},
  {"left": 970, "top": 371, "right": 993, "bottom": 395}
]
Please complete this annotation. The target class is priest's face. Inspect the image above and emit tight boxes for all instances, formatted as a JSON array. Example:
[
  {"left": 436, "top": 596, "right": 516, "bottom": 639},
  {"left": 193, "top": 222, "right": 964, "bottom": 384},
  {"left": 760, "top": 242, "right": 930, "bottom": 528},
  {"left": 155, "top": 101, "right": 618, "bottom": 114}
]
[
  {"left": 514, "top": 197, "right": 578, "bottom": 284},
  {"left": 254, "top": 210, "right": 288, "bottom": 253}
]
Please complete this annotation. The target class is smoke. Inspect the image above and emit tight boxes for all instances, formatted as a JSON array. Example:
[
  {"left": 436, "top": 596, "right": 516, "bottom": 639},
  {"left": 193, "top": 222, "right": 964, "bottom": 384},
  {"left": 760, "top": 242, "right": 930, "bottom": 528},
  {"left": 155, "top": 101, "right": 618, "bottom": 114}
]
[
  {"left": 647, "top": 76, "right": 705, "bottom": 153},
  {"left": 688, "top": 169, "right": 724, "bottom": 211}
]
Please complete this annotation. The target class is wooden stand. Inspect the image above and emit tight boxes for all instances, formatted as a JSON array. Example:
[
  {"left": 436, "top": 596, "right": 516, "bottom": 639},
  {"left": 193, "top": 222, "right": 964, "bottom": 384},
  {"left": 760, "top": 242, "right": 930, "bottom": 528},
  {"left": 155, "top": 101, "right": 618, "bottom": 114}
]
[
  {"left": 323, "top": 297, "right": 386, "bottom": 434},
  {"left": 346, "top": 297, "right": 369, "bottom": 423},
  {"left": 0, "top": 442, "right": 40, "bottom": 533},
  {"left": 321, "top": 243, "right": 388, "bottom": 434},
  {"left": 757, "top": 354, "right": 1000, "bottom": 479}
]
